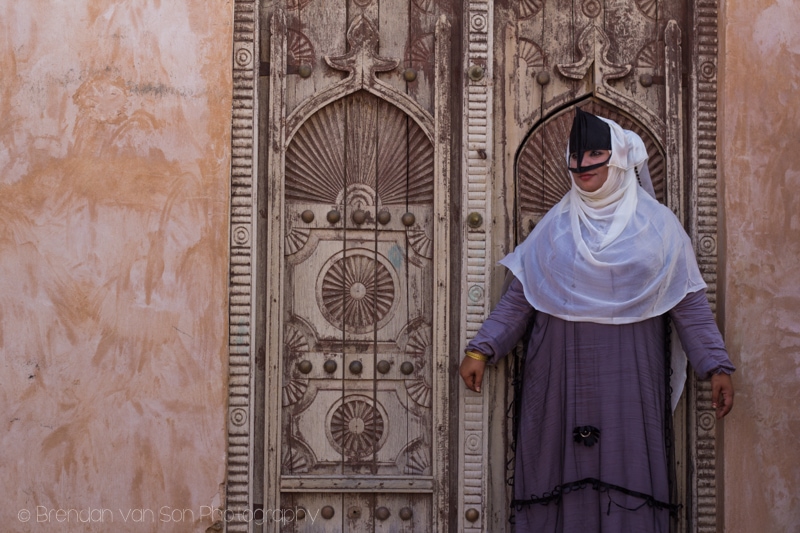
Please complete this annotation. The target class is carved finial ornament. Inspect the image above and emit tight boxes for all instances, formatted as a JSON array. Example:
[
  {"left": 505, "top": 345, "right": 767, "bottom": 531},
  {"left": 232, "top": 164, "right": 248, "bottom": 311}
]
[
  {"left": 325, "top": 16, "right": 399, "bottom": 83},
  {"left": 557, "top": 25, "right": 632, "bottom": 85}
]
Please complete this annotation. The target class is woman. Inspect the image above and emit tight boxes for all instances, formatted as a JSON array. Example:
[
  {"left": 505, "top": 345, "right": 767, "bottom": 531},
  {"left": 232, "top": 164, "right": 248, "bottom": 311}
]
[{"left": 459, "top": 108, "right": 735, "bottom": 532}]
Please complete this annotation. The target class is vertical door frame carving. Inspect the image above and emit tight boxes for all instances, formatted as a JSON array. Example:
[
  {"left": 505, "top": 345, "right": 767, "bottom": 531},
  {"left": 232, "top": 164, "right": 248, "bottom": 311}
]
[
  {"left": 226, "top": 1, "right": 260, "bottom": 532},
  {"left": 687, "top": 0, "right": 723, "bottom": 530},
  {"left": 457, "top": 1, "right": 494, "bottom": 532}
]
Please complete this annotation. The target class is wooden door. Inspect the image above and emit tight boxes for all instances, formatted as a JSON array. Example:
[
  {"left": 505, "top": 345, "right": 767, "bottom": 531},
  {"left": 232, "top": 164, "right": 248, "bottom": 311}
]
[
  {"left": 260, "top": 3, "right": 455, "bottom": 532},
  {"left": 465, "top": 1, "right": 723, "bottom": 531}
]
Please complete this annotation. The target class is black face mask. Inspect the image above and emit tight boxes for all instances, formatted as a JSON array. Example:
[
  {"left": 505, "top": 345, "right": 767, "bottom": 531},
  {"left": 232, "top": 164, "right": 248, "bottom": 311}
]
[{"left": 568, "top": 107, "right": 612, "bottom": 173}]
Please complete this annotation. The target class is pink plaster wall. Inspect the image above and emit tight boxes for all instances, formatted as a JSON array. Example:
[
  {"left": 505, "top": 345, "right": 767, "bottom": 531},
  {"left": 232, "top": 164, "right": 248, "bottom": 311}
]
[
  {"left": 0, "top": 1, "right": 232, "bottom": 531},
  {"left": 720, "top": 0, "right": 800, "bottom": 531}
]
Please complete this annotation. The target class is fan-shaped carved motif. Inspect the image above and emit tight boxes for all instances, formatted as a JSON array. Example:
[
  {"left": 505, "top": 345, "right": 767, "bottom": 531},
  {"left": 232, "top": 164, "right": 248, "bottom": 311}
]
[
  {"left": 318, "top": 250, "right": 397, "bottom": 334},
  {"left": 407, "top": 228, "right": 433, "bottom": 259},
  {"left": 519, "top": 39, "right": 545, "bottom": 69},
  {"left": 282, "top": 379, "right": 308, "bottom": 407},
  {"left": 517, "top": 101, "right": 666, "bottom": 231},
  {"left": 404, "top": 323, "right": 432, "bottom": 358},
  {"left": 396, "top": 438, "right": 430, "bottom": 475},
  {"left": 282, "top": 436, "right": 316, "bottom": 474},
  {"left": 282, "top": 324, "right": 310, "bottom": 407},
  {"left": 636, "top": 41, "right": 658, "bottom": 68},
  {"left": 287, "top": 29, "right": 315, "bottom": 66},
  {"left": 337, "top": 183, "right": 376, "bottom": 209},
  {"left": 286, "top": 0, "right": 313, "bottom": 10},
  {"left": 412, "top": 0, "right": 435, "bottom": 13},
  {"left": 405, "top": 380, "right": 432, "bottom": 408},
  {"left": 635, "top": 0, "right": 657, "bottom": 19},
  {"left": 407, "top": 34, "right": 434, "bottom": 70},
  {"left": 286, "top": 92, "right": 433, "bottom": 206},
  {"left": 353, "top": 0, "right": 373, "bottom": 6},
  {"left": 286, "top": 99, "right": 346, "bottom": 203},
  {"left": 285, "top": 227, "right": 311, "bottom": 256},
  {"left": 327, "top": 396, "right": 387, "bottom": 458},
  {"left": 284, "top": 324, "right": 309, "bottom": 355},
  {"left": 518, "top": 0, "right": 544, "bottom": 19}
]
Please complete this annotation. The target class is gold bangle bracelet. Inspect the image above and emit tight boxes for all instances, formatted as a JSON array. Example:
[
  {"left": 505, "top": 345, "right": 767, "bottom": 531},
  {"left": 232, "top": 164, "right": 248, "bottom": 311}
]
[{"left": 464, "top": 350, "right": 489, "bottom": 362}]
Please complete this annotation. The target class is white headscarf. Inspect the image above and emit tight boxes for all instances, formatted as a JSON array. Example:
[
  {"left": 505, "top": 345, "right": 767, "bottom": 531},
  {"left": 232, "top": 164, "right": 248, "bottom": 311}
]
[{"left": 501, "top": 116, "right": 705, "bottom": 409}]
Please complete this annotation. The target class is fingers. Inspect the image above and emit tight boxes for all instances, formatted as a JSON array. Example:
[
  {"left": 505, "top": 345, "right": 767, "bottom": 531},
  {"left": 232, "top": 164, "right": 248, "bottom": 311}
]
[
  {"left": 473, "top": 366, "right": 484, "bottom": 393},
  {"left": 711, "top": 373, "right": 735, "bottom": 419},
  {"left": 459, "top": 357, "right": 486, "bottom": 393}
]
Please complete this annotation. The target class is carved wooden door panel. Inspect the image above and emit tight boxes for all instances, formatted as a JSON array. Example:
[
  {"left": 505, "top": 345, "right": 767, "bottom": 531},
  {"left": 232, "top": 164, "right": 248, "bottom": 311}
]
[
  {"left": 261, "top": 2, "right": 454, "bottom": 532},
  {"left": 470, "top": 0, "right": 723, "bottom": 531}
]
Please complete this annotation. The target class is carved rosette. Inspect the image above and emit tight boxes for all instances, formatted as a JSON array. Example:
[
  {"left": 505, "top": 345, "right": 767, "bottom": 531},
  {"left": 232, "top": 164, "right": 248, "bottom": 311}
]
[
  {"left": 326, "top": 395, "right": 389, "bottom": 458},
  {"left": 317, "top": 250, "right": 399, "bottom": 334}
]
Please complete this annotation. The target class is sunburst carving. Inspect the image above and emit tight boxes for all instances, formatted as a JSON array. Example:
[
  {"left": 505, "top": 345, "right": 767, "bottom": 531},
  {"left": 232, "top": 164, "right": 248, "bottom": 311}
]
[
  {"left": 286, "top": 99, "right": 346, "bottom": 203},
  {"left": 412, "top": 0, "right": 435, "bottom": 13},
  {"left": 282, "top": 436, "right": 316, "bottom": 474},
  {"left": 405, "top": 323, "right": 432, "bottom": 359},
  {"left": 287, "top": 29, "right": 314, "bottom": 66},
  {"left": 405, "top": 380, "right": 432, "bottom": 408},
  {"left": 337, "top": 183, "right": 376, "bottom": 210},
  {"left": 517, "top": 101, "right": 666, "bottom": 233},
  {"left": 327, "top": 396, "right": 387, "bottom": 458},
  {"left": 285, "top": 227, "right": 311, "bottom": 256},
  {"left": 282, "top": 324, "right": 310, "bottom": 407},
  {"left": 318, "top": 251, "right": 397, "bottom": 333},
  {"left": 519, "top": 39, "right": 545, "bottom": 69},
  {"left": 407, "top": 228, "right": 433, "bottom": 259},
  {"left": 396, "top": 438, "right": 430, "bottom": 475},
  {"left": 286, "top": 92, "right": 433, "bottom": 206},
  {"left": 286, "top": 0, "right": 313, "bottom": 10},
  {"left": 637, "top": 41, "right": 658, "bottom": 68},
  {"left": 407, "top": 34, "right": 434, "bottom": 70},
  {"left": 518, "top": 0, "right": 544, "bottom": 19},
  {"left": 635, "top": 0, "right": 657, "bottom": 19},
  {"left": 282, "top": 380, "right": 309, "bottom": 407}
]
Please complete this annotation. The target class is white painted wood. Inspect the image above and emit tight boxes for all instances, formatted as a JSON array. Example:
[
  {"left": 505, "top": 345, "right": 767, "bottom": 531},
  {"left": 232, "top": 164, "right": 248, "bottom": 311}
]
[{"left": 458, "top": 1, "right": 494, "bottom": 532}]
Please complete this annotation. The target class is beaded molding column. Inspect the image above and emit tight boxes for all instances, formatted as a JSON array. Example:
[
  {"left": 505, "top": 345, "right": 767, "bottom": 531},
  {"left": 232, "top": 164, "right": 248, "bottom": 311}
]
[
  {"left": 689, "top": 0, "right": 721, "bottom": 530},
  {"left": 226, "top": 1, "right": 259, "bottom": 532},
  {"left": 458, "top": 1, "right": 493, "bottom": 531}
]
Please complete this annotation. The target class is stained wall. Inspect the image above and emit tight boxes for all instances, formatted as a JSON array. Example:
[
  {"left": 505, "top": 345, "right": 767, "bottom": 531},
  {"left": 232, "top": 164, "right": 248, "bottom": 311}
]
[
  {"left": 0, "top": 2, "right": 232, "bottom": 532},
  {"left": 719, "top": 0, "right": 800, "bottom": 531}
]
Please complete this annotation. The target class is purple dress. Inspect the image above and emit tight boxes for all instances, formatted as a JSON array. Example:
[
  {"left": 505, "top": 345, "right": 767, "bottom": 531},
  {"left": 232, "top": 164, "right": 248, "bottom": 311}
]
[{"left": 467, "top": 278, "right": 734, "bottom": 533}]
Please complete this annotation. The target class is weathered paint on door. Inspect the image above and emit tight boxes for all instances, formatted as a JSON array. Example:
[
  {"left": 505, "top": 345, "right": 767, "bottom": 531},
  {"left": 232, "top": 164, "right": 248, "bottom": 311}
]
[
  {"left": 480, "top": 1, "right": 722, "bottom": 531},
  {"left": 259, "top": 2, "right": 455, "bottom": 531},
  {"left": 237, "top": 1, "right": 723, "bottom": 531}
]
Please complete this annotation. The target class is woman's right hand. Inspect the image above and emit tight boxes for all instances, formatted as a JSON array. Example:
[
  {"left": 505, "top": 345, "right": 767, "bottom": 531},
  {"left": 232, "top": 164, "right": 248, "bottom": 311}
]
[{"left": 459, "top": 356, "right": 487, "bottom": 393}]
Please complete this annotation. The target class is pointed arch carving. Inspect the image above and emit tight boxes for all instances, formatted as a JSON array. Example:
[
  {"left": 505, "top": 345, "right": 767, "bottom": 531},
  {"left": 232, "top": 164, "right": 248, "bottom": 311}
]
[{"left": 284, "top": 15, "right": 435, "bottom": 145}]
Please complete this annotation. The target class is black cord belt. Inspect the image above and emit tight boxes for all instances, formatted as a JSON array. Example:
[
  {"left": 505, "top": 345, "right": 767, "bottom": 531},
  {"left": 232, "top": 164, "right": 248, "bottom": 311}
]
[{"left": 511, "top": 477, "right": 681, "bottom": 516}]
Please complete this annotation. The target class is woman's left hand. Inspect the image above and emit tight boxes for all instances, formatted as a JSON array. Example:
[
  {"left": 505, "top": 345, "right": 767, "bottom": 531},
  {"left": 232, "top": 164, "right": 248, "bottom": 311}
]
[{"left": 711, "top": 373, "right": 734, "bottom": 419}]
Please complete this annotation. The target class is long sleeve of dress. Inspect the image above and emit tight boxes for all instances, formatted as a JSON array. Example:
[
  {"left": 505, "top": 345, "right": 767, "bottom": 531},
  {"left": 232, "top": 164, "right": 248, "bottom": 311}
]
[
  {"left": 669, "top": 289, "right": 736, "bottom": 379},
  {"left": 465, "top": 277, "right": 536, "bottom": 365}
]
